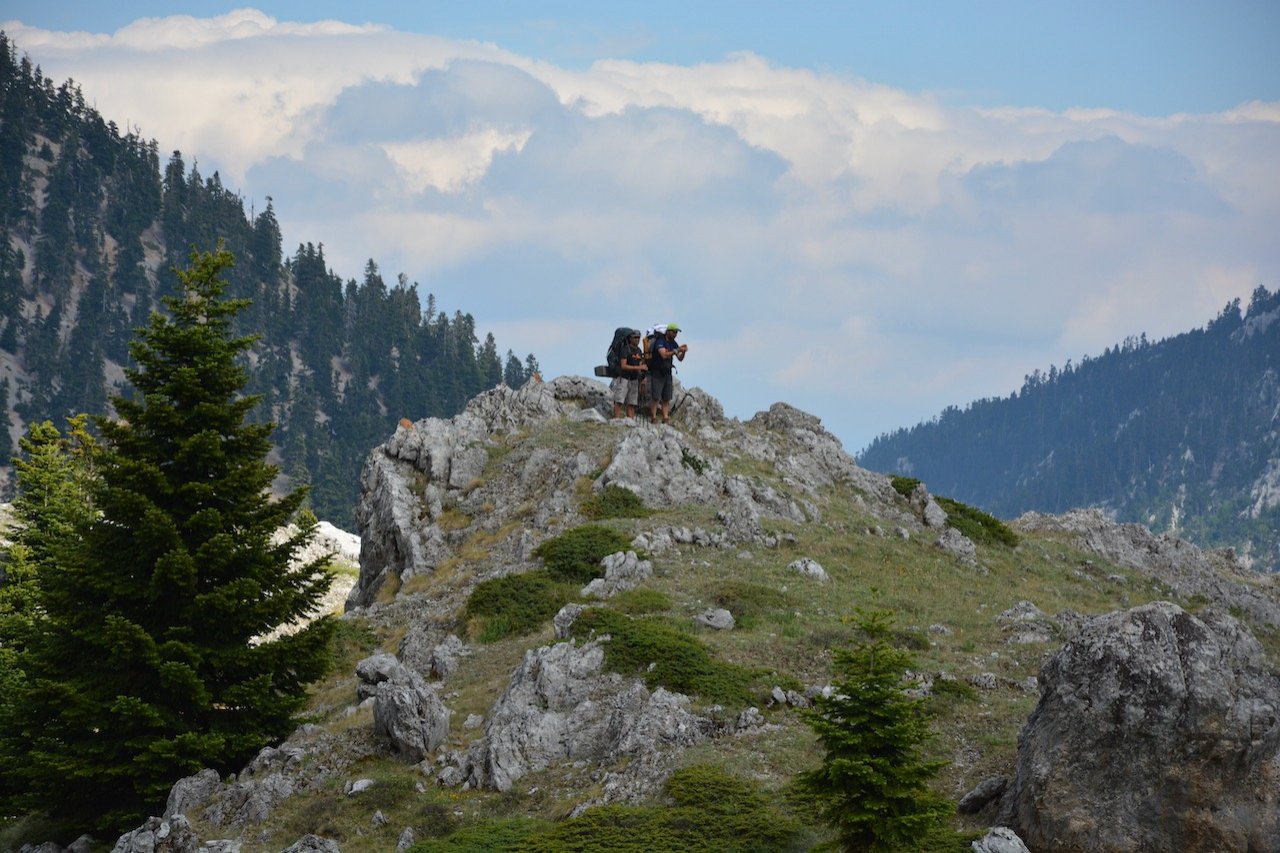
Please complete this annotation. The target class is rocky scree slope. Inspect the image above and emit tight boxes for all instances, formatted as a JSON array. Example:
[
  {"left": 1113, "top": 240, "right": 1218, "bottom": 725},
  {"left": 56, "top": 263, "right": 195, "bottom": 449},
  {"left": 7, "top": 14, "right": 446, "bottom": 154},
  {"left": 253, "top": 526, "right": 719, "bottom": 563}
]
[{"left": 69, "top": 376, "right": 1280, "bottom": 853}]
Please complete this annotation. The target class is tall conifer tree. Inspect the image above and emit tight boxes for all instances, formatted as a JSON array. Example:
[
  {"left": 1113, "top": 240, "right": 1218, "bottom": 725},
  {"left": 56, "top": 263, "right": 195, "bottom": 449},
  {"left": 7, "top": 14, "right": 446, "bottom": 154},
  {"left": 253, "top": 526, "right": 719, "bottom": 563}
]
[{"left": 1, "top": 247, "right": 334, "bottom": 834}]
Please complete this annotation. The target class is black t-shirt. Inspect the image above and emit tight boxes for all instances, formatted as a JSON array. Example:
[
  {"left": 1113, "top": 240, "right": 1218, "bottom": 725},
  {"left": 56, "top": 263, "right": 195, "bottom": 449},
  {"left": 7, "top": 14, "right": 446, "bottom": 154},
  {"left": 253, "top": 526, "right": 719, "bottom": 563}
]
[{"left": 622, "top": 344, "right": 644, "bottom": 377}]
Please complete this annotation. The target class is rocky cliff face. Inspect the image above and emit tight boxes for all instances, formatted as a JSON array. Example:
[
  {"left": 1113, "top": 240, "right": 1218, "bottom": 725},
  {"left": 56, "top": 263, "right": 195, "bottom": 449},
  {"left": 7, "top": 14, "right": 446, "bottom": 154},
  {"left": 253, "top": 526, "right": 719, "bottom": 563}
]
[{"left": 34, "top": 377, "right": 1280, "bottom": 853}]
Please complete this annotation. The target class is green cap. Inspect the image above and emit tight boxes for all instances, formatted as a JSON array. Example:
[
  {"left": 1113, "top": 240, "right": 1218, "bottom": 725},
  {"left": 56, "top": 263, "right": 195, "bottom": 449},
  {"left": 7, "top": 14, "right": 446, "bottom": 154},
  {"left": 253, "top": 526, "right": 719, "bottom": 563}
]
[{"left": 667, "top": 322, "right": 681, "bottom": 332}]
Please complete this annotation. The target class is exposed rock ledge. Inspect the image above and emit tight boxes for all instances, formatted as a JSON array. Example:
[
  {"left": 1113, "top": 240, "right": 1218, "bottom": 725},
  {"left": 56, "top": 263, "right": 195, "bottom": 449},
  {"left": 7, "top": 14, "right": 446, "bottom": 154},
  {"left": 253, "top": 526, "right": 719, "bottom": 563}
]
[
  {"left": 1017, "top": 508, "right": 1280, "bottom": 628},
  {"left": 347, "top": 377, "right": 910, "bottom": 610}
]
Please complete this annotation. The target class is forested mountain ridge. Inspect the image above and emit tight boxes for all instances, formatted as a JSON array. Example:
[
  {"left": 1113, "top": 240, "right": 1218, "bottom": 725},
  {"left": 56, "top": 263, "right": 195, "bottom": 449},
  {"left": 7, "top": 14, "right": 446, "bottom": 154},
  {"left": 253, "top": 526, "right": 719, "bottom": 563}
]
[
  {"left": 0, "top": 33, "right": 537, "bottom": 526},
  {"left": 859, "top": 287, "right": 1280, "bottom": 571}
]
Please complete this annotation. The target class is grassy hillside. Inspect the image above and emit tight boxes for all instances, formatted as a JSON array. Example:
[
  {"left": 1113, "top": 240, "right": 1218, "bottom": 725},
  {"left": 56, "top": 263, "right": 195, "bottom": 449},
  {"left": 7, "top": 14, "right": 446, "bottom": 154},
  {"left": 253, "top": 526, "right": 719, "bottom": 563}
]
[
  {"left": 186, "top": 412, "right": 1279, "bottom": 853},
  {"left": 9, "top": 390, "right": 1273, "bottom": 852}
]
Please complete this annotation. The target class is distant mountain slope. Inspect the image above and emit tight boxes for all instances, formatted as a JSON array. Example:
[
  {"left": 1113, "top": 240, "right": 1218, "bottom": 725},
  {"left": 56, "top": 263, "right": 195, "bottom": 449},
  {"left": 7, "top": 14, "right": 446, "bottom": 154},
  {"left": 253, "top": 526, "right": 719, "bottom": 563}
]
[
  {"left": 0, "top": 33, "right": 538, "bottom": 526},
  {"left": 858, "top": 287, "right": 1280, "bottom": 570}
]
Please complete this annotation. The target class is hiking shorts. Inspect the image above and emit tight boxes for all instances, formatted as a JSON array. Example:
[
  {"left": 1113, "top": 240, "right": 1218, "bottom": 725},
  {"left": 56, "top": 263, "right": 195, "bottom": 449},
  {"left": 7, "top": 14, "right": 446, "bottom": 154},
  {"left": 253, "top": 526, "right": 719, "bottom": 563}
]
[
  {"left": 648, "top": 372, "right": 674, "bottom": 403},
  {"left": 610, "top": 375, "right": 639, "bottom": 406}
]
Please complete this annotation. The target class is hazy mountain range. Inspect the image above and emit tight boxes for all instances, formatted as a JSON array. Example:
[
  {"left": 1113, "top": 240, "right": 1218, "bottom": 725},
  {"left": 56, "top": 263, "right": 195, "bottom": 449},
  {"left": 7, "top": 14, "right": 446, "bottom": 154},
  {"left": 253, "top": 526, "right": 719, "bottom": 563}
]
[{"left": 859, "top": 288, "right": 1280, "bottom": 571}]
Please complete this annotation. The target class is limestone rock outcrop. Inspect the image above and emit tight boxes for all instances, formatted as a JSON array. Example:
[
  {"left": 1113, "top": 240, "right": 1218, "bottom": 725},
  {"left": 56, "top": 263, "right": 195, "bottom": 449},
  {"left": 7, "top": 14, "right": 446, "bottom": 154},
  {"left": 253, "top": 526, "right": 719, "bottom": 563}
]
[
  {"left": 581, "top": 550, "right": 653, "bottom": 599},
  {"left": 1002, "top": 601, "right": 1280, "bottom": 852},
  {"left": 349, "top": 376, "right": 911, "bottom": 609},
  {"left": 463, "top": 639, "right": 712, "bottom": 794},
  {"left": 355, "top": 652, "right": 451, "bottom": 759},
  {"left": 1017, "top": 508, "right": 1280, "bottom": 628}
]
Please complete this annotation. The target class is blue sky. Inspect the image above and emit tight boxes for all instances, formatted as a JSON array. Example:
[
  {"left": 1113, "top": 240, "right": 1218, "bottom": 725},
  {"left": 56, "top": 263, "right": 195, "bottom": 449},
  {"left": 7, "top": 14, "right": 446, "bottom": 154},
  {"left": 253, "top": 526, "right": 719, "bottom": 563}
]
[
  {"left": 3, "top": 2, "right": 1278, "bottom": 455},
  {"left": 9, "top": 1, "right": 1277, "bottom": 113}
]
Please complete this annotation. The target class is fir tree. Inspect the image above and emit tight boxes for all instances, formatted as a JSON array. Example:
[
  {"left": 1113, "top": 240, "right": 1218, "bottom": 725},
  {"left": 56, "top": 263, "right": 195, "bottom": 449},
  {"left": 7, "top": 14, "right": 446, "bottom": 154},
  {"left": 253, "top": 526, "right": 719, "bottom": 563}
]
[
  {"left": 0, "top": 415, "right": 100, "bottom": 814},
  {"left": 0, "top": 247, "right": 334, "bottom": 835},
  {"left": 799, "top": 609, "right": 953, "bottom": 852}
]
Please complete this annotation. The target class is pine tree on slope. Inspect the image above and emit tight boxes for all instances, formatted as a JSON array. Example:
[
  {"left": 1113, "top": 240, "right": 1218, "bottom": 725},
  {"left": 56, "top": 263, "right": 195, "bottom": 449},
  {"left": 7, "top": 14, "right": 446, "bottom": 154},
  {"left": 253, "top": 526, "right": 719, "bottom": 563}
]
[
  {"left": 799, "top": 609, "right": 953, "bottom": 851},
  {"left": 2, "top": 247, "right": 334, "bottom": 835}
]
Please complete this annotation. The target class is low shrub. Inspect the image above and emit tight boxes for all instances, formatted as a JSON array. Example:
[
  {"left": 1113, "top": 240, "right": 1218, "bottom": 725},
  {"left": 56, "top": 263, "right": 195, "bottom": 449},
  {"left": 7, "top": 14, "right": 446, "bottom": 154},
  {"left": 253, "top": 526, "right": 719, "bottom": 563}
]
[
  {"left": 935, "top": 496, "right": 1020, "bottom": 548},
  {"left": 570, "top": 608, "right": 757, "bottom": 707},
  {"left": 890, "top": 475, "right": 921, "bottom": 497},
  {"left": 680, "top": 447, "right": 708, "bottom": 475},
  {"left": 533, "top": 525, "right": 634, "bottom": 584},
  {"left": 928, "top": 675, "right": 978, "bottom": 716},
  {"left": 464, "top": 571, "right": 570, "bottom": 642},
  {"left": 582, "top": 484, "right": 651, "bottom": 520}
]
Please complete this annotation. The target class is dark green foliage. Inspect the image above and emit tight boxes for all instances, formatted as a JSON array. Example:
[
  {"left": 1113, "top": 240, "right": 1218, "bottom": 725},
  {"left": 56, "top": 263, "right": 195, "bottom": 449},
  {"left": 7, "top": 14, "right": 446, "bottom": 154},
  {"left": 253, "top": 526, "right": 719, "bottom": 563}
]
[
  {"left": 532, "top": 525, "right": 633, "bottom": 584},
  {"left": 0, "top": 416, "right": 100, "bottom": 813},
  {"left": 890, "top": 473, "right": 1019, "bottom": 548},
  {"left": 0, "top": 46, "right": 534, "bottom": 527},
  {"left": 934, "top": 496, "right": 1019, "bottom": 548},
  {"left": 889, "top": 475, "right": 920, "bottom": 497},
  {"left": 464, "top": 571, "right": 572, "bottom": 642},
  {"left": 410, "top": 818, "right": 549, "bottom": 852},
  {"left": 0, "top": 248, "right": 335, "bottom": 835},
  {"left": 0, "top": 380, "right": 11, "bottom": 462},
  {"left": 680, "top": 447, "right": 708, "bottom": 475},
  {"left": 414, "top": 765, "right": 802, "bottom": 853},
  {"left": 581, "top": 484, "right": 651, "bottom": 520},
  {"left": 570, "top": 609, "right": 756, "bottom": 707},
  {"left": 798, "top": 609, "right": 953, "bottom": 852}
]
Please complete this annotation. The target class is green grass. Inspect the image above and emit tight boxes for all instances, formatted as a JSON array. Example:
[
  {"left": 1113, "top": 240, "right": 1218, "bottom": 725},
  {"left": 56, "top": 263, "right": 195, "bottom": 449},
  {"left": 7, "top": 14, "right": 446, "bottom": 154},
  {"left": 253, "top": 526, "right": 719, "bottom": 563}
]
[
  {"left": 699, "top": 578, "right": 797, "bottom": 630},
  {"left": 414, "top": 765, "right": 806, "bottom": 853},
  {"left": 609, "top": 587, "right": 673, "bottom": 614}
]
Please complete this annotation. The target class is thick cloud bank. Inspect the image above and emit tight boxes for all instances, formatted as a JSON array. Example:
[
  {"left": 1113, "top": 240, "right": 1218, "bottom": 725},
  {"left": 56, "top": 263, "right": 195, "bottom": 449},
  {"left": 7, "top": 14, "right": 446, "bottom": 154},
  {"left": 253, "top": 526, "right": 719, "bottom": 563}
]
[{"left": 5, "top": 10, "right": 1277, "bottom": 449}]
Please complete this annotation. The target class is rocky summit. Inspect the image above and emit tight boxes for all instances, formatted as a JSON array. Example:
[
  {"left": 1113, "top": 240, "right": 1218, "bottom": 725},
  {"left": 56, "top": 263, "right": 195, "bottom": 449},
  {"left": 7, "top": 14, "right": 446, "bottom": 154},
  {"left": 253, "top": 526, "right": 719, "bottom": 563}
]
[{"left": 25, "top": 377, "right": 1280, "bottom": 853}]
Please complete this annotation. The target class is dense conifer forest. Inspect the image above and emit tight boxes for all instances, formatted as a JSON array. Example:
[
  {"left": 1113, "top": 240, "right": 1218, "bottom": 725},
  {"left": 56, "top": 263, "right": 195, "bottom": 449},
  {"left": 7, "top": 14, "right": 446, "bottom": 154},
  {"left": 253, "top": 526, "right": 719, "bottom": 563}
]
[
  {"left": 0, "top": 33, "right": 537, "bottom": 526},
  {"left": 859, "top": 287, "right": 1280, "bottom": 570}
]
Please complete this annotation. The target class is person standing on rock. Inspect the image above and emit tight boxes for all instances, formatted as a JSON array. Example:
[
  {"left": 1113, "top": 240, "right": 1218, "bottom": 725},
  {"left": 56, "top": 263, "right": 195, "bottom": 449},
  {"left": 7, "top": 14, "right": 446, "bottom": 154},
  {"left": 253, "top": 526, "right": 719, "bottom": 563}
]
[
  {"left": 611, "top": 329, "right": 647, "bottom": 419},
  {"left": 647, "top": 323, "right": 688, "bottom": 424}
]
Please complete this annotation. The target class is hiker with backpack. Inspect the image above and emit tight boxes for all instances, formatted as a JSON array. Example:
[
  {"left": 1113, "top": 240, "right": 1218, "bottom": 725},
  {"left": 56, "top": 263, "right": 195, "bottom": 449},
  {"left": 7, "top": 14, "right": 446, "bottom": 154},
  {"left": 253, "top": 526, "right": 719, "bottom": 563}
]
[
  {"left": 609, "top": 328, "right": 647, "bottom": 418},
  {"left": 647, "top": 323, "right": 687, "bottom": 424}
]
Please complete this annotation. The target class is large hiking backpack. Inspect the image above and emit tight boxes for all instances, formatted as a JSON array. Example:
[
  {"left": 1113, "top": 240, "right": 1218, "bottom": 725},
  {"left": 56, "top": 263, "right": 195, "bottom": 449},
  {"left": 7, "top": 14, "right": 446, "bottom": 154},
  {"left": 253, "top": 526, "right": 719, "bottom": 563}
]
[
  {"left": 599, "top": 327, "right": 633, "bottom": 378},
  {"left": 644, "top": 325, "right": 666, "bottom": 365}
]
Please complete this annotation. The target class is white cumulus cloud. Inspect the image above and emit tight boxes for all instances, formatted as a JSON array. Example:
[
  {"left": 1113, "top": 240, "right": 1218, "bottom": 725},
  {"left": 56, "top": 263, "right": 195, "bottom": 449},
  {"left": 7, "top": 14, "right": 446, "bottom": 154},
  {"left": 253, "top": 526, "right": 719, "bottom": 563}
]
[{"left": 4, "top": 10, "right": 1277, "bottom": 451}]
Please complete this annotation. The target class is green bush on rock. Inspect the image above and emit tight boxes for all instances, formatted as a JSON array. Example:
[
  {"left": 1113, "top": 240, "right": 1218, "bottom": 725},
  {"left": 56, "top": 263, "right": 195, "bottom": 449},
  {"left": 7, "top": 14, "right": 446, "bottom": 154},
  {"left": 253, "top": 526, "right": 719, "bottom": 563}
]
[
  {"left": 533, "top": 525, "right": 634, "bottom": 584},
  {"left": 570, "top": 608, "right": 757, "bottom": 707},
  {"left": 582, "top": 485, "right": 651, "bottom": 520},
  {"left": 464, "top": 572, "right": 571, "bottom": 642}
]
